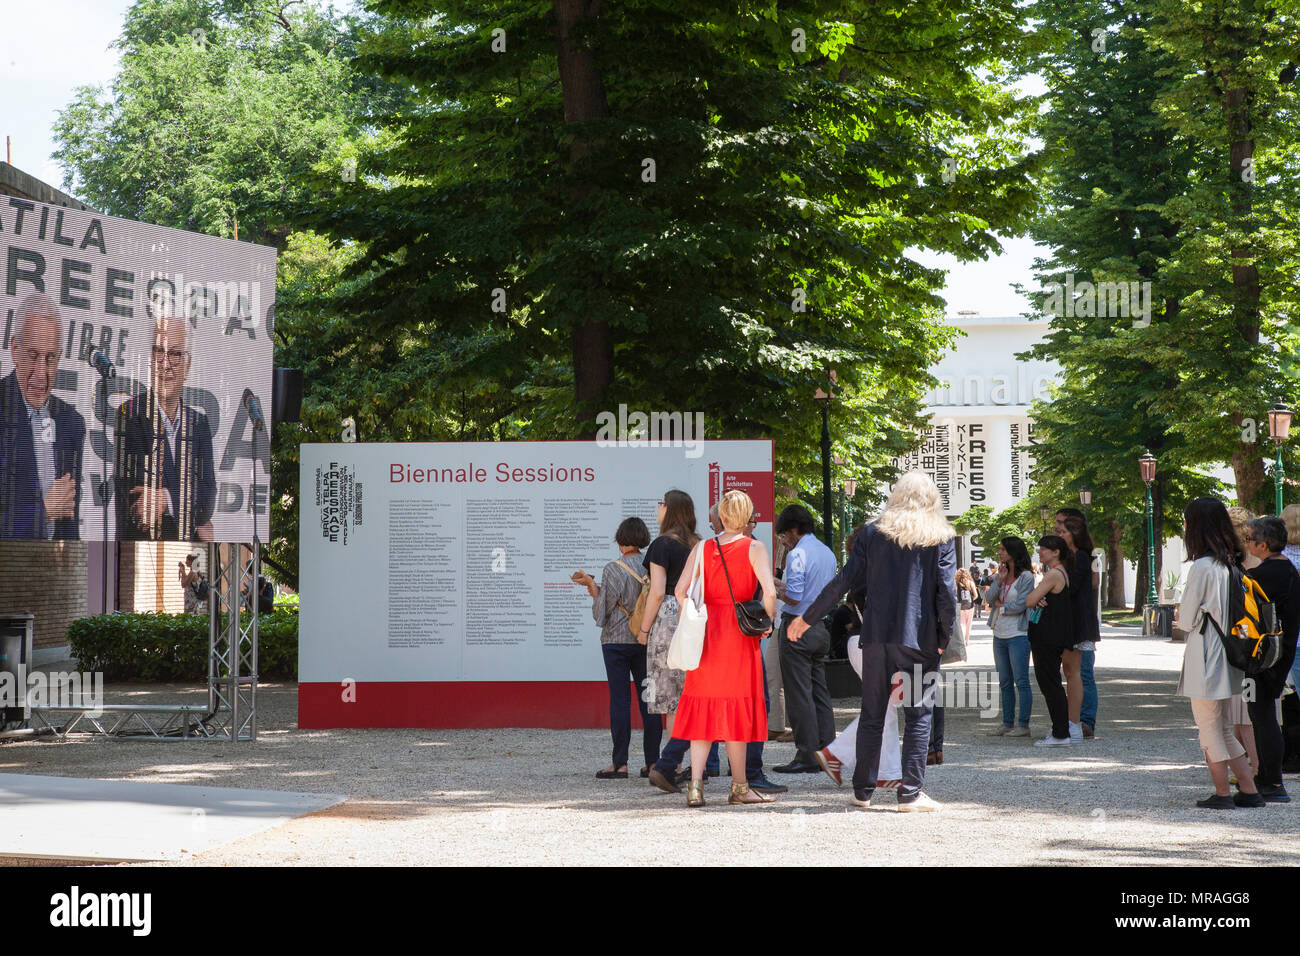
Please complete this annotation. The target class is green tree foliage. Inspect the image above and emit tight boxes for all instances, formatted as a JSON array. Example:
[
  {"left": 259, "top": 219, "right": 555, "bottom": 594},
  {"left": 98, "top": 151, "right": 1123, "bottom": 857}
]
[
  {"left": 53, "top": 0, "right": 392, "bottom": 247},
  {"left": 313, "top": 0, "right": 1045, "bottom": 487},
  {"left": 1142, "top": 0, "right": 1300, "bottom": 510},
  {"left": 953, "top": 502, "right": 1039, "bottom": 555},
  {"left": 1013, "top": 0, "right": 1296, "bottom": 608}
]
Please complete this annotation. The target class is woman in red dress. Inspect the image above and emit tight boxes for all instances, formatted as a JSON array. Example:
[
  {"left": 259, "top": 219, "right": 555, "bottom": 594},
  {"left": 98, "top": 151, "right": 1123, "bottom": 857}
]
[{"left": 672, "top": 489, "right": 777, "bottom": 806}]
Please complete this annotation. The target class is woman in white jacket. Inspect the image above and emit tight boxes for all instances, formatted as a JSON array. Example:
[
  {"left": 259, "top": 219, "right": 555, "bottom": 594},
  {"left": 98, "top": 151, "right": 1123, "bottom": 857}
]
[{"left": 1175, "top": 497, "right": 1264, "bottom": 809}]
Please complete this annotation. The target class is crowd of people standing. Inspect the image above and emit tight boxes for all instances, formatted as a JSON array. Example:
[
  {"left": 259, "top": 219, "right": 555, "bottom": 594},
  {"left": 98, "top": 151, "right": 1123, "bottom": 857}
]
[{"left": 575, "top": 474, "right": 1300, "bottom": 810}]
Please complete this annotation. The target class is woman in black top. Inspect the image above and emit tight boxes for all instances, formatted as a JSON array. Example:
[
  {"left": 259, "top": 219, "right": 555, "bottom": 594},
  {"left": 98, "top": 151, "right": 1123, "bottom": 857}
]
[
  {"left": 1243, "top": 516, "right": 1300, "bottom": 801},
  {"left": 638, "top": 489, "right": 700, "bottom": 741},
  {"left": 1057, "top": 513, "right": 1097, "bottom": 741},
  {"left": 1026, "top": 535, "right": 1075, "bottom": 746}
]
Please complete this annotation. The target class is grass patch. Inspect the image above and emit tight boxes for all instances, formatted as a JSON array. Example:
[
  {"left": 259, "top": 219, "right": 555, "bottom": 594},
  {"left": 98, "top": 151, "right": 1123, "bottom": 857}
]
[{"left": 1102, "top": 608, "right": 1143, "bottom": 627}]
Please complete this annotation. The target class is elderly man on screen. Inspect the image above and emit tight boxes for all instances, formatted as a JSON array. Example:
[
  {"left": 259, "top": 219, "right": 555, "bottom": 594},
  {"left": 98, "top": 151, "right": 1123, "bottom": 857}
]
[
  {"left": 0, "top": 294, "right": 85, "bottom": 539},
  {"left": 114, "top": 316, "right": 216, "bottom": 542}
]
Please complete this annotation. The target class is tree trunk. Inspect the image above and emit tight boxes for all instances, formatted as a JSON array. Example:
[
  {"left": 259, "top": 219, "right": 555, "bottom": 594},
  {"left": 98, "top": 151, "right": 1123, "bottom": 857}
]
[
  {"left": 1224, "top": 80, "right": 1267, "bottom": 507},
  {"left": 1134, "top": 542, "right": 1149, "bottom": 616},
  {"left": 1105, "top": 516, "right": 1125, "bottom": 609},
  {"left": 554, "top": 0, "right": 612, "bottom": 437}
]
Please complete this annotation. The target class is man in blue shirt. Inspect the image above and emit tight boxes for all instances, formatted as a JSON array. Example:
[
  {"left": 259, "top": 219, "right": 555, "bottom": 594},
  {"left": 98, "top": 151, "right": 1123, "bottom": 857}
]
[{"left": 773, "top": 505, "right": 840, "bottom": 773}]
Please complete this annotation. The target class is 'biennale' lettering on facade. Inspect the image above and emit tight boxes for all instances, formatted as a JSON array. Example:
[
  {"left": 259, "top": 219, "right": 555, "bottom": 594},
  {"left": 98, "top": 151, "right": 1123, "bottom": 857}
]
[{"left": 892, "top": 315, "right": 1058, "bottom": 532}]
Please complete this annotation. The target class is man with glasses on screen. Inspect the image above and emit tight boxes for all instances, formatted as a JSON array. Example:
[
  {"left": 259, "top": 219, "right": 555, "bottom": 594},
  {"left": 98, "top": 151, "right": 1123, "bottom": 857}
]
[
  {"left": 114, "top": 316, "right": 216, "bottom": 542},
  {"left": 0, "top": 294, "right": 86, "bottom": 539}
]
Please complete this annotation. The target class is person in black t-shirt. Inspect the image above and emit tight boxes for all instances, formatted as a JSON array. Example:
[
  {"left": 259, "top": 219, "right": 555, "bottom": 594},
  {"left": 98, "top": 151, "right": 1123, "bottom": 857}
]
[
  {"left": 640, "top": 490, "right": 701, "bottom": 792},
  {"left": 1244, "top": 517, "right": 1300, "bottom": 801}
]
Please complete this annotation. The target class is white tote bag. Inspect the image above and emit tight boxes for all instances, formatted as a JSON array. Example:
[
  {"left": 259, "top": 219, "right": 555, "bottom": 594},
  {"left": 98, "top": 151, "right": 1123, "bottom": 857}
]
[{"left": 667, "top": 543, "right": 708, "bottom": 671}]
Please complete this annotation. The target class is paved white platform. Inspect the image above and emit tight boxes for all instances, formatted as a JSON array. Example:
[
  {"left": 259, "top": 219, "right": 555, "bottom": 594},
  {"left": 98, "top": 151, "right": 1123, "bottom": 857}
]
[{"left": 0, "top": 774, "right": 346, "bottom": 862}]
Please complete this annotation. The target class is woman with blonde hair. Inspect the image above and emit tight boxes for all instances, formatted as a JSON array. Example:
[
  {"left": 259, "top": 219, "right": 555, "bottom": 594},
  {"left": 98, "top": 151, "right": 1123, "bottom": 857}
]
[
  {"left": 671, "top": 489, "right": 778, "bottom": 806},
  {"left": 790, "top": 471, "right": 958, "bottom": 812}
]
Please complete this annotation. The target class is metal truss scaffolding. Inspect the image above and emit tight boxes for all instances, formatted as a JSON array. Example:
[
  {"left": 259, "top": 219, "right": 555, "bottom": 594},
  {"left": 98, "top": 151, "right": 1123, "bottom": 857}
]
[
  {"left": 205, "top": 541, "right": 259, "bottom": 741},
  {"left": 30, "top": 542, "right": 259, "bottom": 742}
]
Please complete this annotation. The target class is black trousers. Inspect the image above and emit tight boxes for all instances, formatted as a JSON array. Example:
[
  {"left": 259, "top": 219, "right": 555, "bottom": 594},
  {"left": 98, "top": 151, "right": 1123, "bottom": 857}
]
[
  {"left": 1030, "top": 639, "right": 1069, "bottom": 739},
  {"left": 929, "top": 703, "right": 944, "bottom": 753},
  {"left": 779, "top": 615, "right": 836, "bottom": 762},
  {"left": 1248, "top": 697, "right": 1284, "bottom": 788},
  {"left": 856, "top": 644, "right": 938, "bottom": 800}
]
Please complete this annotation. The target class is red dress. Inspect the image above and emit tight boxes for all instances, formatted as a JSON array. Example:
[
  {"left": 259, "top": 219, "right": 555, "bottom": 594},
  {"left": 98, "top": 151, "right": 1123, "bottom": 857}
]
[{"left": 672, "top": 537, "right": 768, "bottom": 742}]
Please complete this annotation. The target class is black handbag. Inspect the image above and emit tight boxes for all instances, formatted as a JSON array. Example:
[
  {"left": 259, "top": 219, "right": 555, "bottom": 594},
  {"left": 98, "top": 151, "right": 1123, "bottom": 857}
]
[{"left": 714, "top": 535, "right": 772, "bottom": 636}]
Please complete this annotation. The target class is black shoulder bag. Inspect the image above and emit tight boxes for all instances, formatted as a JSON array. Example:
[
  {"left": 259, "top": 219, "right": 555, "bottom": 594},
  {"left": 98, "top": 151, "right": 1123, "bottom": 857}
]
[{"left": 714, "top": 535, "right": 772, "bottom": 636}]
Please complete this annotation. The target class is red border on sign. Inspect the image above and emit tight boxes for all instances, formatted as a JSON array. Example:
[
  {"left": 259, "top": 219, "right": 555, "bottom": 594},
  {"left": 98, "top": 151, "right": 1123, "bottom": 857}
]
[{"left": 298, "top": 681, "right": 644, "bottom": 730}]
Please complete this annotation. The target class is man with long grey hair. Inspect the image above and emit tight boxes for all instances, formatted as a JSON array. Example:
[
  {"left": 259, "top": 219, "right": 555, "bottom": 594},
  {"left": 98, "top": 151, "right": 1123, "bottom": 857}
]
[
  {"left": 0, "top": 293, "right": 85, "bottom": 539},
  {"left": 789, "top": 471, "right": 957, "bottom": 811}
]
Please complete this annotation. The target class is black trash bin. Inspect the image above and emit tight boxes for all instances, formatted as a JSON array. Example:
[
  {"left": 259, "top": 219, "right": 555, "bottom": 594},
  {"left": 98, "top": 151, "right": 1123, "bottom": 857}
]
[
  {"left": 1143, "top": 603, "right": 1175, "bottom": 638},
  {"left": 0, "top": 613, "right": 33, "bottom": 727}
]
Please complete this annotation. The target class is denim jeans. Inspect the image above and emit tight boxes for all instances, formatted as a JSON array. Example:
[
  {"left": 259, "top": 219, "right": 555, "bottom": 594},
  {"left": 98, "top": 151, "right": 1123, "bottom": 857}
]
[
  {"left": 992, "top": 635, "right": 1032, "bottom": 727},
  {"left": 1080, "top": 647, "right": 1097, "bottom": 730},
  {"left": 602, "top": 643, "right": 662, "bottom": 769}
]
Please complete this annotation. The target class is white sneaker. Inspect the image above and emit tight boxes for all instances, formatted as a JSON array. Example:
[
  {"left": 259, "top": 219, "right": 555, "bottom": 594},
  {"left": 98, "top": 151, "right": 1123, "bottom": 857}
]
[
  {"left": 1034, "top": 735, "right": 1072, "bottom": 747},
  {"left": 1069, "top": 721, "right": 1083, "bottom": 742},
  {"left": 897, "top": 792, "right": 942, "bottom": 812}
]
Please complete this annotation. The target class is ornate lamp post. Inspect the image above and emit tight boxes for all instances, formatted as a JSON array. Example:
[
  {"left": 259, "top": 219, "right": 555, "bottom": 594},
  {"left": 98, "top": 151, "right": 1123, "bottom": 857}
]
[
  {"left": 841, "top": 476, "right": 857, "bottom": 562},
  {"left": 1079, "top": 484, "right": 1092, "bottom": 523},
  {"left": 1267, "top": 401, "right": 1292, "bottom": 516},
  {"left": 813, "top": 372, "right": 836, "bottom": 549},
  {"left": 1139, "top": 450, "right": 1158, "bottom": 613},
  {"left": 1039, "top": 505, "right": 1050, "bottom": 536}
]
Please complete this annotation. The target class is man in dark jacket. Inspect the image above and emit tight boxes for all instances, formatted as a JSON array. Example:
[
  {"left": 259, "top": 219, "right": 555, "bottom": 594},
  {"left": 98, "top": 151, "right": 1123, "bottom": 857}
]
[
  {"left": 114, "top": 317, "right": 215, "bottom": 542},
  {"left": 790, "top": 488, "right": 957, "bottom": 811},
  {"left": 0, "top": 295, "right": 85, "bottom": 539}
]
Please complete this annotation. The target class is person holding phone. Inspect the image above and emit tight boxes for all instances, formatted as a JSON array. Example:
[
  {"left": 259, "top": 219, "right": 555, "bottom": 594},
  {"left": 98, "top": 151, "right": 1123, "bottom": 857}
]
[
  {"left": 984, "top": 538, "right": 1036, "bottom": 736},
  {"left": 1026, "top": 536, "right": 1074, "bottom": 747}
]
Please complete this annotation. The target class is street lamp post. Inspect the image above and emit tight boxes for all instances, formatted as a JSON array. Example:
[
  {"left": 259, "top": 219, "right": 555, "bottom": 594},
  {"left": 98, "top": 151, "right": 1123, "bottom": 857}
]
[
  {"left": 814, "top": 375, "right": 835, "bottom": 549},
  {"left": 841, "top": 476, "right": 857, "bottom": 563},
  {"left": 1267, "top": 401, "right": 1292, "bottom": 516},
  {"left": 1079, "top": 483, "right": 1097, "bottom": 605},
  {"left": 1139, "top": 450, "right": 1158, "bottom": 618},
  {"left": 1039, "top": 505, "right": 1050, "bottom": 537}
]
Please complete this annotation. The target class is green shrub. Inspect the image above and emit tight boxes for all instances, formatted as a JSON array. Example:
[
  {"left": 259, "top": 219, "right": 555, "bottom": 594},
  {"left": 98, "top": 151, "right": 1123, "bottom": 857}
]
[{"left": 68, "top": 610, "right": 299, "bottom": 682}]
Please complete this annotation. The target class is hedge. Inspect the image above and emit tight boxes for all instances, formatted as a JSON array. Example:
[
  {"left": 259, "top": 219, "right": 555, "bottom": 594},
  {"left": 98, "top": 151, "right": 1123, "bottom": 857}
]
[{"left": 67, "top": 610, "right": 299, "bottom": 682}]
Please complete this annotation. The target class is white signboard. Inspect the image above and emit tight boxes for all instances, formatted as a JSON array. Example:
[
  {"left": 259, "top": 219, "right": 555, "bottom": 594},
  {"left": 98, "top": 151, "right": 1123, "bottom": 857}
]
[{"left": 298, "top": 440, "right": 773, "bottom": 726}]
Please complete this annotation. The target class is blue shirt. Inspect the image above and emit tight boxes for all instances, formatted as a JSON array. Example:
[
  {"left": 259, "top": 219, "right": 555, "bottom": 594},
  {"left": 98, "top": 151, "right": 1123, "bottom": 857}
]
[{"left": 780, "top": 533, "right": 838, "bottom": 617}]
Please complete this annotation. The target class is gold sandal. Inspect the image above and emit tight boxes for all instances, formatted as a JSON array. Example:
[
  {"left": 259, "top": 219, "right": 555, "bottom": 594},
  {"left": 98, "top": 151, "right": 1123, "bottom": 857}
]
[
  {"left": 728, "top": 781, "right": 774, "bottom": 805},
  {"left": 686, "top": 780, "right": 706, "bottom": 808}
]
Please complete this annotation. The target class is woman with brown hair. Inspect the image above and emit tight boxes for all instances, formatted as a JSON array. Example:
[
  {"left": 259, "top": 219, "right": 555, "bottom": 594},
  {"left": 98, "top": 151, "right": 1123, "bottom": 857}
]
[
  {"left": 1026, "top": 535, "right": 1074, "bottom": 747},
  {"left": 672, "top": 489, "right": 778, "bottom": 806},
  {"left": 638, "top": 490, "right": 699, "bottom": 781},
  {"left": 1174, "top": 497, "right": 1262, "bottom": 807},
  {"left": 1175, "top": 497, "right": 1262, "bottom": 807},
  {"left": 1055, "top": 512, "right": 1095, "bottom": 741}
]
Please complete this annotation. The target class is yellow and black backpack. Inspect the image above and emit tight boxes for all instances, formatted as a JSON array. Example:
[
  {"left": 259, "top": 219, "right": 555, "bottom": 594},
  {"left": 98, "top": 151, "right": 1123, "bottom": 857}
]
[{"left": 1201, "top": 565, "right": 1283, "bottom": 676}]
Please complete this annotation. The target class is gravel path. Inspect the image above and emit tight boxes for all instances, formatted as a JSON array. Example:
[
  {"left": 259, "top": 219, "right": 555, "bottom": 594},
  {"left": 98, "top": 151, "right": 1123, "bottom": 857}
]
[{"left": 4, "top": 621, "right": 1298, "bottom": 866}]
